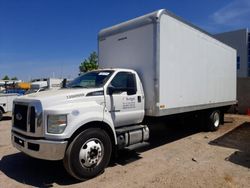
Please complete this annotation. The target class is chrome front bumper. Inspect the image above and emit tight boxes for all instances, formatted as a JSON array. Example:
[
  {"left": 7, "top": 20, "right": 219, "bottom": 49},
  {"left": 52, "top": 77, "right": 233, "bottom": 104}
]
[{"left": 11, "top": 131, "right": 68, "bottom": 160}]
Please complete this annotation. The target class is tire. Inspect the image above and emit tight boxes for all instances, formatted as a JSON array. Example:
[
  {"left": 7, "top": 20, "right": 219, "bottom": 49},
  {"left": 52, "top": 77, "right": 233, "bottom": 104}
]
[
  {"left": 0, "top": 109, "right": 3, "bottom": 121},
  {"left": 63, "top": 128, "right": 112, "bottom": 180},
  {"left": 206, "top": 110, "right": 221, "bottom": 131}
]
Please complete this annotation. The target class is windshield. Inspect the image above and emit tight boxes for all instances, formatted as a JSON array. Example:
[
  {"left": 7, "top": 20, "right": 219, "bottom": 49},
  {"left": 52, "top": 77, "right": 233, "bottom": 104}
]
[{"left": 67, "top": 70, "right": 114, "bottom": 88}]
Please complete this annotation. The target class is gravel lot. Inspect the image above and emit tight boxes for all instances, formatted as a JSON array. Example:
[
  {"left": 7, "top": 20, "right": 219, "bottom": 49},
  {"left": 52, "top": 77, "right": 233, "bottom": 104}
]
[{"left": 0, "top": 112, "right": 250, "bottom": 187}]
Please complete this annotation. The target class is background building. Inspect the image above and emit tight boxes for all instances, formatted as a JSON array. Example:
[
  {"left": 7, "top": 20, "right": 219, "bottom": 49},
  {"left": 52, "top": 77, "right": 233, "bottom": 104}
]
[
  {"left": 215, "top": 29, "right": 250, "bottom": 114},
  {"left": 214, "top": 29, "right": 250, "bottom": 78}
]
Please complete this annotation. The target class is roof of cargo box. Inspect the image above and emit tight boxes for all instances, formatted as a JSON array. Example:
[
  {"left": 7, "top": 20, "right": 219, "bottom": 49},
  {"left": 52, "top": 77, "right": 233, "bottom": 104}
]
[{"left": 98, "top": 9, "right": 214, "bottom": 40}]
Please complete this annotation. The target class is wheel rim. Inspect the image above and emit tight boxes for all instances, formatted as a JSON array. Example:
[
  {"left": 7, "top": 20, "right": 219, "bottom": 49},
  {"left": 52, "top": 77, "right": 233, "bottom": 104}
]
[
  {"left": 79, "top": 138, "right": 104, "bottom": 168},
  {"left": 213, "top": 112, "right": 220, "bottom": 127}
]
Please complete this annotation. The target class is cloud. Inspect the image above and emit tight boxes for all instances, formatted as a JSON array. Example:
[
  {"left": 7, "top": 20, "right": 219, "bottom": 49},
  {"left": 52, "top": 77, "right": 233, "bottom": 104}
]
[
  {"left": 212, "top": 0, "right": 250, "bottom": 27},
  {"left": 199, "top": 0, "right": 250, "bottom": 33}
]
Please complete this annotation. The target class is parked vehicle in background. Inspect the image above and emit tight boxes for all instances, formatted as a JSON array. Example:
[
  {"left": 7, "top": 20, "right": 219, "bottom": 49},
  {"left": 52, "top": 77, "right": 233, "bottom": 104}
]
[
  {"left": 5, "top": 89, "right": 26, "bottom": 95},
  {"left": 18, "top": 82, "right": 31, "bottom": 90},
  {"left": 0, "top": 80, "right": 26, "bottom": 95},
  {"left": 25, "top": 78, "right": 63, "bottom": 94},
  {"left": 0, "top": 93, "right": 19, "bottom": 120},
  {"left": 11, "top": 9, "right": 236, "bottom": 180}
]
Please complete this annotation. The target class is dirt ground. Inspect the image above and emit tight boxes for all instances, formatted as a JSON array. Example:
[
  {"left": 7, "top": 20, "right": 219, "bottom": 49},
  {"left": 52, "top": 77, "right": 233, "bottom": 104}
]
[{"left": 0, "top": 112, "right": 250, "bottom": 188}]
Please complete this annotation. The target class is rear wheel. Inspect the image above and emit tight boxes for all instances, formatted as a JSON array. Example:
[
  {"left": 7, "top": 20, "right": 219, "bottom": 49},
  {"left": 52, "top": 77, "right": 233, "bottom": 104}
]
[
  {"left": 206, "top": 110, "right": 221, "bottom": 131},
  {"left": 63, "top": 128, "right": 112, "bottom": 180}
]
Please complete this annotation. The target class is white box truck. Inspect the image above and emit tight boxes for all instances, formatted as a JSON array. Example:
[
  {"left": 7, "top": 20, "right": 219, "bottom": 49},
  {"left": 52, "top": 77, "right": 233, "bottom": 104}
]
[{"left": 11, "top": 9, "right": 236, "bottom": 180}]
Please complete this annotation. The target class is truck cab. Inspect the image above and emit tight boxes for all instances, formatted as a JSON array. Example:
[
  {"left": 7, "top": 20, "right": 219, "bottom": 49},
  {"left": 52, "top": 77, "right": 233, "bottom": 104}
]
[{"left": 11, "top": 68, "right": 148, "bottom": 180}]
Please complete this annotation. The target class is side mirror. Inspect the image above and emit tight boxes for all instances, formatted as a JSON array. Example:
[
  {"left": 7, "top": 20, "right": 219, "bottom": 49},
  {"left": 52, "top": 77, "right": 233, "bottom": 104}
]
[
  {"left": 127, "top": 87, "right": 137, "bottom": 95},
  {"left": 107, "top": 86, "right": 128, "bottom": 95},
  {"left": 62, "top": 78, "right": 67, "bottom": 88},
  {"left": 108, "top": 85, "right": 136, "bottom": 95}
]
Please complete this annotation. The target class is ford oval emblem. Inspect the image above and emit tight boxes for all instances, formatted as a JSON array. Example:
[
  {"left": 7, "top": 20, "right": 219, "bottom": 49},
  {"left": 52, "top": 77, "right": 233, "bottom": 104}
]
[{"left": 16, "top": 113, "right": 23, "bottom": 121}]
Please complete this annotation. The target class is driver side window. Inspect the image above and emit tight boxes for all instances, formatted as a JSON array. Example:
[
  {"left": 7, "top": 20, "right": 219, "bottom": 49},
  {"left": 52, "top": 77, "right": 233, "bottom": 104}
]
[{"left": 108, "top": 72, "right": 137, "bottom": 95}]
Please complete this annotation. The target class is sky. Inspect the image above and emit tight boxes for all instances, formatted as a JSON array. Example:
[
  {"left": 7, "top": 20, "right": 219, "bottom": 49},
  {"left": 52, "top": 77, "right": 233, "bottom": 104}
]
[{"left": 1, "top": 0, "right": 250, "bottom": 81}]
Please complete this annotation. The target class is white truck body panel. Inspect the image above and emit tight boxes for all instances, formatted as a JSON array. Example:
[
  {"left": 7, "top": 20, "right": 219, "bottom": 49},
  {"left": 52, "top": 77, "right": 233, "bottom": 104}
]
[
  {"left": 31, "top": 81, "right": 48, "bottom": 89},
  {"left": 28, "top": 78, "right": 63, "bottom": 94},
  {"left": 0, "top": 93, "right": 19, "bottom": 113},
  {"left": 31, "top": 78, "right": 62, "bottom": 90},
  {"left": 48, "top": 78, "right": 63, "bottom": 89},
  {"left": 99, "top": 10, "right": 237, "bottom": 117},
  {"left": 158, "top": 14, "right": 236, "bottom": 115}
]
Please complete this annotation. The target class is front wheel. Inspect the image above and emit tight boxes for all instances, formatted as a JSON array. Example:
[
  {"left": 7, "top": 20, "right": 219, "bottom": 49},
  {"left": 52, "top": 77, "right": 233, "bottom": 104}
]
[{"left": 63, "top": 128, "right": 112, "bottom": 180}]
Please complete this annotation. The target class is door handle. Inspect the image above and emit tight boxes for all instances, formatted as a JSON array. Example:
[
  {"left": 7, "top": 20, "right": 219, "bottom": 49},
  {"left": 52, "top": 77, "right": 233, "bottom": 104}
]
[{"left": 138, "top": 96, "right": 142, "bottom": 103}]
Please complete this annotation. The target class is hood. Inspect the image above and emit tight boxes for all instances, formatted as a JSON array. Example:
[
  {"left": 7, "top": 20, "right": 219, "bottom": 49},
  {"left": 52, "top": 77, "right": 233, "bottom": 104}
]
[{"left": 15, "top": 88, "right": 104, "bottom": 108}]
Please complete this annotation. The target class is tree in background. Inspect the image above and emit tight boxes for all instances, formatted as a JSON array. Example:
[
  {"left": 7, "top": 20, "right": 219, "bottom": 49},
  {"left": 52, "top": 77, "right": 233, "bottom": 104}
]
[
  {"left": 11, "top": 77, "right": 18, "bottom": 80},
  {"left": 79, "top": 51, "right": 98, "bottom": 73},
  {"left": 2, "top": 75, "right": 10, "bottom": 80},
  {"left": 1, "top": 75, "right": 18, "bottom": 80}
]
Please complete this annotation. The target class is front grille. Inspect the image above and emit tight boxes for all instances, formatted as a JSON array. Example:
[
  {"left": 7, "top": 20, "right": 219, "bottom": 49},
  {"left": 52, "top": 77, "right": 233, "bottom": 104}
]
[
  {"left": 14, "top": 104, "right": 37, "bottom": 133},
  {"left": 14, "top": 104, "right": 28, "bottom": 131}
]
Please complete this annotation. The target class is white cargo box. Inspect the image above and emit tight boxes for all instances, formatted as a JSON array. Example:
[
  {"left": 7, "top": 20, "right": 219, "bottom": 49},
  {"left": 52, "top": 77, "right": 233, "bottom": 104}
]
[{"left": 98, "top": 9, "right": 236, "bottom": 116}]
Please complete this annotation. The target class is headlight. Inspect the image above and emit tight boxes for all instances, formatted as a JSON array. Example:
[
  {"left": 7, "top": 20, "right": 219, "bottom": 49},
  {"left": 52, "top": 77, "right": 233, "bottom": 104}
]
[{"left": 47, "top": 115, "right": 67, "bottom": 134}]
